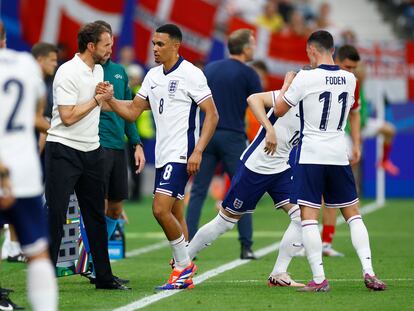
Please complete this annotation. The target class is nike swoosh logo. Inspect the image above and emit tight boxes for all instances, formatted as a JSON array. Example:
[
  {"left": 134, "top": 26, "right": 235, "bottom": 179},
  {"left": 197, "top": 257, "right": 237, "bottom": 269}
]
[
  {"left": 151, "top": 85, "right": 157, "bottom": 89},
  {"left": 295, "top": 113, "right": 300, "bottom": 118},
  {"left": 292, "top": 243, "right": 303, "bottom": 248},
  {"left": 160, "top": 182, "right": 170, "bottom": 186}
]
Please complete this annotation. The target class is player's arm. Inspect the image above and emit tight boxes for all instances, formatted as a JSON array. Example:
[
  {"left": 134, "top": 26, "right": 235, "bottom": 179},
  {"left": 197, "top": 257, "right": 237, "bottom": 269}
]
[
  {"left": 56, "top": 77, "right": 113, "bottom": 126},
  {"left": 247, "top": 91, "right": 277, "bottom": 155},
  {"left": 187, "top": 97, "right": 219, "bottom": 175},
  {"left": 106, "top": 95, "right": 150, "bottom": 122},
  {"left": 58, "top": 92, "right": 107, "bottom": 126},
  {"left": 0, "top": 159, "right": 15, "bottom": 210},
  {"left": 34, "top": 96, "right": 50, "bottom": 133},
  {"left": 349, "top": 109, "right": 361, "bottom": 165},
  {"left": 275, "top": 71, "right": 297, "bottom": 117}
]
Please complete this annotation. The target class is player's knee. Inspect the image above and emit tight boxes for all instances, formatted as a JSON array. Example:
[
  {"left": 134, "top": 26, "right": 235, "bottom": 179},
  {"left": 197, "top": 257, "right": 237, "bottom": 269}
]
[{"left": 26, "top": 249, "right": 50, "bottom": 263}]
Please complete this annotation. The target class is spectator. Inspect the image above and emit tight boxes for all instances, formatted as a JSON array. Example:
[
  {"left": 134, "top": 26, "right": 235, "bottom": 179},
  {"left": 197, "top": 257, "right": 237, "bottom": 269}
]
[{"left": 256, "top": 0, "right": 285, "bottom": 32}]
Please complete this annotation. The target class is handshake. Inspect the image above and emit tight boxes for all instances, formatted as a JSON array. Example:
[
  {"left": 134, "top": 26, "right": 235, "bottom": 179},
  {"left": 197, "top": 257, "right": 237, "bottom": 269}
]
[{"left": 95, "top": 81, "right": 114, "bottom": 107}]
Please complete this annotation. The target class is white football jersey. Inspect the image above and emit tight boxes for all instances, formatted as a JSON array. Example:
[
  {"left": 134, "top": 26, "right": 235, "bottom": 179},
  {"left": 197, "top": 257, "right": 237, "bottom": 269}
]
[
  {"left": 283, "top": 65, "right": 356, "bottom": 165},
  {"left": 137, "top": 57, "right": 212, "bottom": 168},
  {"left": 0, "top": 49, "right": 45, "bottom": 197},
  {"left": 241, "top": 91, "right": 300, "bottom": 174}
]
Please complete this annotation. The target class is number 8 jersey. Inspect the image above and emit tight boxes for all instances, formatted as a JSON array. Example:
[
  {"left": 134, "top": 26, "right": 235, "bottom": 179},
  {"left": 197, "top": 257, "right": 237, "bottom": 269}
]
[
  {"left": 0, "top": 49, "right": 45, "bottom": 197},
  {"left": 283, "top": 65, "right": 356, "bottom": 165},
  {"left": 136, "top": 57, "right": 212, "bottom": 168}
]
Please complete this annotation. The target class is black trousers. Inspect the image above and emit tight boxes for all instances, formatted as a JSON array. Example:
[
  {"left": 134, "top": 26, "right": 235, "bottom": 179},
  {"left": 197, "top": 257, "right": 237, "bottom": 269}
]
[{"left": 45, "top": 142, "right": 113, "bottom": 284}]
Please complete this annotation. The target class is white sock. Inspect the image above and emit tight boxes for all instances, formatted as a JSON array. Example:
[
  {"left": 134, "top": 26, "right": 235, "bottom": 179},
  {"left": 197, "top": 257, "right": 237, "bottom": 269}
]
[
  {"left": 1, "top": 227, "right": 10, "bottom": 259},
  {"left": 271, "top": 205, "right": 302, "bottom": 275},
  {"left": 188, "top": 211, "right": 237, "bottom": 260},
  {"left": 27, "top": 258, "right": 58, "bottom": 311},
  {"left": 170, "top": 234, "right": 191, "bottom": 270},
  {"left": 302, "top": 219, "right": 325, "bottom": 284},
  {"left": 8, "top": 241, "right": 22, "bottom": 257},
  {"left": 347, "top": 215, "right": 375, "bottom": 276}
]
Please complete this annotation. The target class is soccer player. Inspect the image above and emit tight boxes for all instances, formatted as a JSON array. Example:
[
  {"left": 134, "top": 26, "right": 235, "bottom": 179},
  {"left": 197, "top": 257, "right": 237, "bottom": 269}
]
[
  {"left": 274, "top": 30, "right": 386, "bottom": 292},
  {"left": 185, "top": 29, "right": 262, "bottom": 260},
  {"left": 321, "top": 44, "right": 362, "bottom": 257},
  {"left": 101, "top": 24, "right": 219, "bottom": 290},
  {"left": 0, "top": 20, "right": 58, "bottom": 310},
  {"left": 187, "top": 72, "right": 305, "bottom": 287}
]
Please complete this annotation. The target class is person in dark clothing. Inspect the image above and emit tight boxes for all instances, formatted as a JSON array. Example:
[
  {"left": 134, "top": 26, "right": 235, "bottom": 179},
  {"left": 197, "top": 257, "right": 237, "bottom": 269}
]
[{"left": 185, "top": 28, "right": 262, "bottom": 259}]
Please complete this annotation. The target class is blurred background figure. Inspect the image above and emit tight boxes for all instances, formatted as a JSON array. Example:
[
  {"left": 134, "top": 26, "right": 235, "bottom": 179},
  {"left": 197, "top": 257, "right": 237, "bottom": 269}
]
[
  {"left": 256, "top": 0, "right": 285, "bottom": 32},
  {"left": 118, "top": 45, "right": 136, "bottom": 69},
  {"left": 125, "top": 63, "right": 155, "bottom": 201}
]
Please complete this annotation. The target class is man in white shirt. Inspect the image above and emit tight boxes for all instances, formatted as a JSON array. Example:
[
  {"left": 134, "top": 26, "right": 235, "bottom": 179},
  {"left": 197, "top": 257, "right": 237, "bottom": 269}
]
[
  {"left": 45, "top": 22, "right": 128, "bottom": 290},
  {"left": 0, "top": 20, "right": 58, "bottom": 310},
  {"left": 274, "top": 30, "right": 386, "bottom": 292},
  {"left": 101, "top": 24, "right": 219, "bottom": 290}
]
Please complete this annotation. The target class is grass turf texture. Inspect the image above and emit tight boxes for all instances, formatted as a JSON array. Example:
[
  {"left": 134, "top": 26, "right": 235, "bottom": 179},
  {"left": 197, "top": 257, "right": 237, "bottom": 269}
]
[{"left": 1, "top": 197, "right": 413, "bottom": 310}]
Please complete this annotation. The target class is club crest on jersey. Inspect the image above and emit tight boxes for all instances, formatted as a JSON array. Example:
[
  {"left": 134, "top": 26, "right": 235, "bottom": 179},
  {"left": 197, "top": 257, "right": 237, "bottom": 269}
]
[
  {"left": 233, "top": 198, "right": 244, "bottom": 209},
  {"left": 168, "top": 80, "right": 179, "bottom": 94}
]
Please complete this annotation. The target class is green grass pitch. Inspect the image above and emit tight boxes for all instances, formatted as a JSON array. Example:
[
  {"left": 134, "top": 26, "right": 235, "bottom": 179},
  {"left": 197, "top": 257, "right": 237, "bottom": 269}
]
[{"left": 1, "top": 197, "right": 413, "bottom": 310}]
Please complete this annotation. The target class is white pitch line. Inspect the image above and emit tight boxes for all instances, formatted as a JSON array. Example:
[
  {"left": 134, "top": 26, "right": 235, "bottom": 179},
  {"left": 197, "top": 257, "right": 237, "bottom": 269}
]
[
  {"left": 202, "top": 278, "right": 414, "bottom": 283},
  {"left": 113, "top": 201, "right": 385, "bottom": 311},
  {"left": 125, "top": 241, "right": 169, "bottom": 258}
]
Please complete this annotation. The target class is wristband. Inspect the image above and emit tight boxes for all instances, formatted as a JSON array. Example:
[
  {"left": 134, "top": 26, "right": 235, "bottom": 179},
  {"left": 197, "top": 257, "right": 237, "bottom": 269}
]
[{"left": 93, "top": 96, "right": 100, "bottom": 106}]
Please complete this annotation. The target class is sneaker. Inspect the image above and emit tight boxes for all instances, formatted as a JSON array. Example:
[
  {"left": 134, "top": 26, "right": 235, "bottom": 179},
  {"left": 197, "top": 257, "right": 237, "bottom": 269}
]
[
  {"left": 364, "top": 274, "right": 386, "bottom": 291},
  {"left": 322, "top": 244, "right": 344, "bottom": 257},
  {"left": 156, "top": 262, "right": 197, "bottom": 290},
  {"left": 82, "top": 272, "right": 129, "bottom": 285},
  {"left": 7, "top": 253, "right": 27, "bottom": 263},
  {"left": 297, "top": 279, "right": 330, "bottom": 292},
  {"left": 3, "top": 297, "right": 24, "bottom": 310},
  {"left": 0, "top": 288, "right": 24, "bottom": 310},
  {"left": 268, "top": 273, "right": 305, "bottom": 287},
  {"left": 379, "top": 160, "right": 399, "bottom": 176},
  {"left": 240, "top": 246, "right": 256, "bottom": 260},
  {"left": 0, "top": 298, "right": 13, "bottom": 311},
  {"left": 95, "top": 278, "right": 131, "bottom": 290}
]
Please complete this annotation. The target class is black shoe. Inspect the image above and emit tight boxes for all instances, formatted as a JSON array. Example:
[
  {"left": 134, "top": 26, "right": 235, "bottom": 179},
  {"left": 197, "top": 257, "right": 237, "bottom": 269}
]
[
  {"left": 95, "top": 278, "right": 131, "bottom": 290},
  {"left": 4, "top": 297, "right": 25, "bottom": 310},
  {"left": 0, "top": 297, "right": 13, "bottom": 311},
  {"left": 0, "top": 288, "right": 24, "bottom": 310},
  {"left": 7, "top": 254, "right": 27, "bottom": 263},
  {"left": 83, "top": 273, "right": 129, "bottom": 285},
  {"left": 240, "top": 246, "right": 257, "bottom": 260}
]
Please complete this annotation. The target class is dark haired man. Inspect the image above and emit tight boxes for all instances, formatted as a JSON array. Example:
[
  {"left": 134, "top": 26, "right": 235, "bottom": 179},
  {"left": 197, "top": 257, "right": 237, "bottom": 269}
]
[
  {"left": 275, "top": 30, "right": 386, "bottom": 292},
  {"left": 185, "top": 28, "right": 262, "bottom": 260},
  {"left": 45, "top": 22, "right": 128, "bottom": 290},
  {"left": 31, "top": 42, "right": 59, "bottom": 122},
  {"left": 101, "top": 23, "right": 219, "bottom": 290},
  {"left": 88, "top": 21, "right": 145, "bottom": 283}
]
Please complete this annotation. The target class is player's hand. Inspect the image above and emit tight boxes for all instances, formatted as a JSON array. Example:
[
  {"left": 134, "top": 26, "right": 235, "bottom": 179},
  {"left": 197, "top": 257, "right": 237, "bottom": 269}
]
[
  {"left": 264, "top": 128, "right": 277, "bottom": 155},
  {"left": 0, "top": 167, "right": 15, "bottom": 210},
  {"left": 350, "top": 145, "right": 361, "bottom": 166},
  {"left": 134, "top": 144, "right": 146, "bottom": 174},
  {"left": 187, "top": 149, "right": 202, "bottom": 175},
  {"left": 95, "top": 81, "right": 109, "bottom": 95},
  {"left": 283, "top": 71, "right": 296, "bottom": 86}
]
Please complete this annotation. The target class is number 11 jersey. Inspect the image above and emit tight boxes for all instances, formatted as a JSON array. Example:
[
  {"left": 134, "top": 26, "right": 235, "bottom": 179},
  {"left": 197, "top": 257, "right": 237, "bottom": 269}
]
[{"left": 283, "top": 64, "right": 356, "bottom": 165}]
